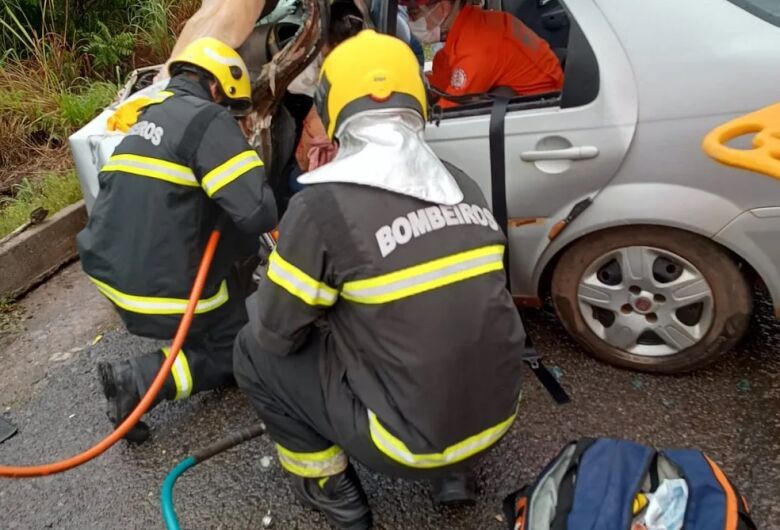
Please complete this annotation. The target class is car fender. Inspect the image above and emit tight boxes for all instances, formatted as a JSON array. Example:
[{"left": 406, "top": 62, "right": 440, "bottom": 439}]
[
  {"left": 714, "top": 208, "right": 780, "bottom": 316},
  {"left": 527, "top": 182, "right": 751, "bottom": 296}
]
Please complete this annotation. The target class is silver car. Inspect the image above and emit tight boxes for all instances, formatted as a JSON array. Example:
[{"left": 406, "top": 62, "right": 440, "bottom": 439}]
[
  {"left": 71, "top": 0, "right": 780, "bottom": 373},
  {"left": 421, "top": 0, "right": 780, "bottom": 372}
]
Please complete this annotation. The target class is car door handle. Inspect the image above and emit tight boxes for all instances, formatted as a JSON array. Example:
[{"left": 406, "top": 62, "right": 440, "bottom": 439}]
[{"left": 520, "top": 146, "right": 599, "bottom": 162}]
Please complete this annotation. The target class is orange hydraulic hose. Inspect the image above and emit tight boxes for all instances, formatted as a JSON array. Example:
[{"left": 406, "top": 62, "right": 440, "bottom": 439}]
[{"left": 0, "top": 227, "right": 223, "bottom": 478}]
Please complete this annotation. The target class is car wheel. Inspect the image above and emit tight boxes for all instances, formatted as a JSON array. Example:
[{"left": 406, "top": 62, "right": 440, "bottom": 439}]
[{"left": 551, "top": 226, "right": 752, "bottom": 373}]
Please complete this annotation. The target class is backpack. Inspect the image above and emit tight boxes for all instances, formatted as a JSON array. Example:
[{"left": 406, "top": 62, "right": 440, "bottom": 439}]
[{"left": 503, "top": 438, "right": 756, "bottom": 530}]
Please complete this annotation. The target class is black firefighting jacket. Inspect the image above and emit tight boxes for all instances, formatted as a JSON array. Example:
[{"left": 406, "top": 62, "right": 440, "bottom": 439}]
[
  {"left": 245, "top": 163, "right": 525, "bottom": 469},
  {"left": 77, "top": 76, "right": 277, "bottom": 338}
]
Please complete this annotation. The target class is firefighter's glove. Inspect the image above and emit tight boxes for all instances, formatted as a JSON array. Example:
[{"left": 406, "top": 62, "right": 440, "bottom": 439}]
[{"left": 252, "top": 235, "right": 275, "bottom": 284}]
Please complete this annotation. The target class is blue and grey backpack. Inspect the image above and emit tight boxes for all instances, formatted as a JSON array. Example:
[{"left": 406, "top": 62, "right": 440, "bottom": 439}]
[{"left": 503, "top": 438, "right": 756, "bottom": 530}]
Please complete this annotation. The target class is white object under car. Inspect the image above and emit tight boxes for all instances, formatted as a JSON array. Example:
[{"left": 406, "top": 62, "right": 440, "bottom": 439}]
[{"left": 68, "top": 78, "right": 169, "bottom": 213}]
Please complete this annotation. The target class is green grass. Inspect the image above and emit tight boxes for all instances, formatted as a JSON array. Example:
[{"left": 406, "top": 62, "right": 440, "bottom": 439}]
[
  {"left": 0, "top": 296, "right": 22, "bottom": 334},
  {"left": 132, "top": 0, "right": 174, "bottom": 60},
  {"left": 0, "top": 170, "right": 82, "bottom": 239},
  {"left": 0, "top": 79, "right": 117, "bottom": 136},
  {"left": 0, "top": 0, "right": 201, "bottom": 235},
  {"left": 56, "top": 81, "right": 118, "bottom": 136}
]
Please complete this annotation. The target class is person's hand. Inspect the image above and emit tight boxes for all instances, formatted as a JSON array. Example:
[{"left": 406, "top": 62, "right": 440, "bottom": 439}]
[{"left": 260, "top": 0, "right": 298, "bottom": 24}]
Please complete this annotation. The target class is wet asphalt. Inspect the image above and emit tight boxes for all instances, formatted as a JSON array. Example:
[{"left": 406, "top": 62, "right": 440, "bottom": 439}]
[{"left": 1, "top": 294, "right": 779, "bottom": 530}]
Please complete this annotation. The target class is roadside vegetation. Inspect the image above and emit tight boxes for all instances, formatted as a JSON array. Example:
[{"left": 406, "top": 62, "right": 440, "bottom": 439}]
[
  {"left": 0, "top": 296, "right": 24, "bottom": 337},
  {"left": 0, "top": 171, "right": 83, "bottom": 239},
  {"left": 0, "top": 0, "right": 199, "bottom": 234}
]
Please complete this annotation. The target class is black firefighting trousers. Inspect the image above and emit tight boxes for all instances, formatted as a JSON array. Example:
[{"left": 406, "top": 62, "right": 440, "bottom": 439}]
[
  {"left": 131, "top": 264, "right": 256, "bottom": 403},
  {"left": 233, "top": 327, "right": 478, "bottom": 480},
  {"left": 132, "top": 295, "right": 247, "bottom": 402}
]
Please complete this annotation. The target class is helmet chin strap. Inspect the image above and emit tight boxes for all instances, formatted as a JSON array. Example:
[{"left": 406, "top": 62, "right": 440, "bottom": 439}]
[
  {"left": 202, "top": 78, "right": 245, "bottom": 118},
  {"left": 175, "top": 65, "right": 219, "bottom": 100}
]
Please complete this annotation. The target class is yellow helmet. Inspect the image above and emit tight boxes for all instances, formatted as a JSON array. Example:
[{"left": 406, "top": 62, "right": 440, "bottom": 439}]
[
  {"left": 315, "top": 30, "right": 427, "bottom": 139},
  {"left": 169, "top": 37, "right": 252, "bottom": 115}
]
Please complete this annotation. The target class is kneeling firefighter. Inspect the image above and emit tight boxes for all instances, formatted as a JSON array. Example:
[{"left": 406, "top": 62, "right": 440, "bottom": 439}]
[
  {"left": 233, "top": 30, "right": 525, "bottom": 529},
  {"left": 77, "top": 38, "right": 277, "bottom": 443}
]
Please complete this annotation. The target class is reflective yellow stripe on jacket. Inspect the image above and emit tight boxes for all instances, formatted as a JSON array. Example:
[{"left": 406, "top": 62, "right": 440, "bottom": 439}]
[
  {"left": 88, "top": 276, "right": 229, "bottom": 315},
  {"left": 368, "top": 410, "right": 516, "bottom": 469},
  {"left": 267, "top": 250, "right": 339, "bottom": 307},
  {"left": 341, "top": 244, "right": 505, "bottom": 304},
  {"left": 102, "top": 153, "right": 199, "bottom": 187},
  {"left": 202, "top": 150, "right": 264, "bottom": 197},
  {"left": 161, "top": 347, "right": 193, "bottom": 400},
  {"left": 276, "top": 444, "right": 348, "bottom": 477}
]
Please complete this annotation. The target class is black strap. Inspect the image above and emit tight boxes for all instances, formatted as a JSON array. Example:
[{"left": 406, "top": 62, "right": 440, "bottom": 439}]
[
  {"left": 734, "top": 485, "right": 758, "bottom": 530},
  {"left": 489, "top": 94, "right": 570, "bottom": 405},
  {"left": 521, "top": 339, "right": 571, "bottom": 404},
  {"left": 177, "top": 101, "right": 224, "bottom": 168},
  {"left": 648, "top": 452, "right": 660, "bottom": 492},
  {"left": 489, "top": 97, "right": 510, "bottom": 241},
  {"left": 739, "top": 512, "right": 758, "bottom": 530},
  {"left": 488, "top": 93, "right": 515, "bottom": 289}
]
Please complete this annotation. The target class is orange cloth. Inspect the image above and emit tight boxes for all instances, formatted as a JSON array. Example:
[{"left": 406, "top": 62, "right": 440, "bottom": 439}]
[
  {"left": 295, "top": 107, "right": 338, "bottom": 171},
  {"left": 430, "top": 6, "right": 564, "bottom": 108}
]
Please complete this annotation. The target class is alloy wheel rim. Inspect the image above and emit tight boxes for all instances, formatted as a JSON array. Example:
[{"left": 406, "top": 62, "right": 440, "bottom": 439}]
[{"left": 577, "top": 246, "right": 714, "bottom": 357}]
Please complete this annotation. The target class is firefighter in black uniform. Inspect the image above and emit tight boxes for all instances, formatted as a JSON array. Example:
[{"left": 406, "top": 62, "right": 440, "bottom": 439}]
[
  {"left": 233, "top": 30, "right": 525, "bottom": 529},
  {"left": 77, "top": 37, "right": 277, "bottom": 443}
]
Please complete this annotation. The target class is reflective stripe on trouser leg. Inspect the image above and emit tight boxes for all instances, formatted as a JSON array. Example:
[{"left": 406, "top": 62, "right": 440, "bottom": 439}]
[
  {"left": 276, "top": 444, "right": 348, "bottom": 478},
  {"left": 161, "top": 347, "right": 193, "bottom": 400},
  {"left": 367, "top": 409, "right": 516, "bottom": 468}
]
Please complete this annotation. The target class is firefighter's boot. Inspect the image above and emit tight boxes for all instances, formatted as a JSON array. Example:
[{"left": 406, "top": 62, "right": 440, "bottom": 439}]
[
  {"left": 97, "top": 359, "right": 168, "bottom": 444},
  {"left": 290, "top": 463, "right": 373, "bottom": 530},
  {"left": 431, "top": 470, "right": 478, "bottom": 506}
]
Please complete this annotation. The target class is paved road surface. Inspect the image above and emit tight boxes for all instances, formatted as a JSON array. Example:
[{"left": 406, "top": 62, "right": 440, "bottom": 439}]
[{"left": 1, "top": 265, "right": 778, "bottom": 529}]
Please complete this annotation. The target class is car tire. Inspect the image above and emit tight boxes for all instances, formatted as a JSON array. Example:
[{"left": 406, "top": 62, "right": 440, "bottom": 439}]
[{"left": 551, "top": 226, "right": 752, "bottom": 373}]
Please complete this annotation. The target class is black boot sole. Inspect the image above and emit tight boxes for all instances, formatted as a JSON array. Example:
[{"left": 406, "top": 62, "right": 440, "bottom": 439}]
[
  {"left": 433, "top": 495, "right": 478, "bottom": 507},
  {"left": 301, "top": 503, "right": 373, "bottom": 530},
  {"left": 332, "top": 512, "right": 373, "bottom": 530},
  {"left": 97, "top": 362, "right": 150, "bottom": 444},
  {"left": 291, "top": 481, "right": 373, "bottom": 530},
  {"left": 431, "top": 475, "right": 478, "bottom": 507}
]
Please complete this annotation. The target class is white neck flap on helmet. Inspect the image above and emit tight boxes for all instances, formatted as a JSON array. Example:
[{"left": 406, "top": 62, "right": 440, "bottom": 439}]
[{"left": 298, "top": 108, "right": 464, "bottom": 206}]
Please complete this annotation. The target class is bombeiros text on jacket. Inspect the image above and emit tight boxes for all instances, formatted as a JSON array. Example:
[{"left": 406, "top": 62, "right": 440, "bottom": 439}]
[
  {"left": 376, "top": 202, "right": 500, "bottom": 257},
  {"left": 128, "top": 120, "right": 164, "bottom": 146}
]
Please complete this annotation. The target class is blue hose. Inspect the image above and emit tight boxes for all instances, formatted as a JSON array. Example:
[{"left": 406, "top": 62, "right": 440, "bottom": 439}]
[
  {"left": 159, "top": 423, "right": 265, "bottom": 529},
  {"left": 161, "top": 456, "right": 196, "bottom": 530}
]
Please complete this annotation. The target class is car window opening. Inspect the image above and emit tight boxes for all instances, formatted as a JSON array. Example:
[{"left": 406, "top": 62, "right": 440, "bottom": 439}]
[{"left": 432, "top": 0, "right": 598, "bottom": 120}]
